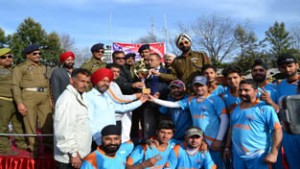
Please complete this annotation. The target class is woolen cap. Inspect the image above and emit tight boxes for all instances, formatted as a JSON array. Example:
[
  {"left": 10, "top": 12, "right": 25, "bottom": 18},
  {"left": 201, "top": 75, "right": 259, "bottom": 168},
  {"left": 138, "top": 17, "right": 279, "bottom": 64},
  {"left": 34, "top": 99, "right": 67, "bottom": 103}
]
[{"left": 0, "top": 48, "right": 11, "bottom": 57}]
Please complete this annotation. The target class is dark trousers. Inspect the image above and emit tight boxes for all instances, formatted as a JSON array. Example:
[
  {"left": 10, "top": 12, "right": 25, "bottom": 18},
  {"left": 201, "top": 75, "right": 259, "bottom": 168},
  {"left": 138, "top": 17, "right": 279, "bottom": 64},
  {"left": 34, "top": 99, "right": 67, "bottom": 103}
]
[{"left": 56, "top": 161, "right": 75, "bottom": 169}]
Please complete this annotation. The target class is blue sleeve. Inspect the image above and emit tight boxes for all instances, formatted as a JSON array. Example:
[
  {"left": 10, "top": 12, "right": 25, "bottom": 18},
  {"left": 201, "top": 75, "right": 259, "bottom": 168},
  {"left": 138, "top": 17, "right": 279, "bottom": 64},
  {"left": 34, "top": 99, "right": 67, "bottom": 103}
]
[
  {"left": 213, "top": 96, "right": 226, "bottom": 116},
  {"left": 127, "top": 145, "right": 145, "bottom": 165},
  {"left": 177, "top": 97, "right": 190, "bottom": 110},
  {"left": 263, "top": 106, "right": 280, "bottom": 131},
  {"left": 203, "top": 151, "right": 216, "bottom": 169},
  {"left": 120, "top": 141, "right": 134, "bottom": 157},
  {"left": 80, "top": 160, "right": 95, "bottom": 169},
  {"left": 165, "top": 148, "right": 178, "bottom": 169}
]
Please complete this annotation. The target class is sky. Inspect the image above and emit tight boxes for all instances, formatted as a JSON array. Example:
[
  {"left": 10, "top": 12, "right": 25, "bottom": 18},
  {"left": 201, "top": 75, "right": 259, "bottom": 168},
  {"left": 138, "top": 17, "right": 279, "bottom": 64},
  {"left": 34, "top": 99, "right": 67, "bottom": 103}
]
[{"left": 1, "top": 0, "right": 300, "bottom": 52}]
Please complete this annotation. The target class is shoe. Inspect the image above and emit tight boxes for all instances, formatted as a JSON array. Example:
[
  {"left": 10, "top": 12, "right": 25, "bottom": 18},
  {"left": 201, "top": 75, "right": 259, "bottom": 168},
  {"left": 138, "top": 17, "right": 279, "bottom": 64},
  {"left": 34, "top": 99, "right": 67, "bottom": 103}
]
[{"left": 0, "top": 150, "right": 18, "bottom": 156}]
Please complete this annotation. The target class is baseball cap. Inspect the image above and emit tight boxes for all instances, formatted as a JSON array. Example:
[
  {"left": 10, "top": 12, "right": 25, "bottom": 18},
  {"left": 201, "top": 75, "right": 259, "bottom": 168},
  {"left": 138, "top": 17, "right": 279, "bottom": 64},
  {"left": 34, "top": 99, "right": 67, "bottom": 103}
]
[
  {"left": 277, "top": 55, "right": 297, "bottom": 66},
  {"left": 185, "top": 127, "right": 203, "bottom": 138},
  {"left": 169, "top": 79, "right": 185, "bottom": 88},
  {"left": 192, "top": 76, "right": 207, "bottom": 85},
  {"left": 0, "top": 48, "right": 11, "bottom": 57}
]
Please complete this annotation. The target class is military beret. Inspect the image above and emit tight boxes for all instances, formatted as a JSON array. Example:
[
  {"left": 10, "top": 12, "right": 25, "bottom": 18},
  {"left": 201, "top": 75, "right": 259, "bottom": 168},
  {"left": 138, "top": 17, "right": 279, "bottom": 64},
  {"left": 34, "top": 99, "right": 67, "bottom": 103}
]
[
  {"left": 24, "top": 44, "right": 40, "bottom": 55},
  {"left": 138, "top": 44, "right": 150, "bottom": 53},
  {"left": 0, "top": 48, "right": 12, "bottom": 57},
  {"left": 125, "top": 53, "right": 136, "bottom": 59},
  {"left": 91, "top": 43, "right": 104, "bottom": 52}
]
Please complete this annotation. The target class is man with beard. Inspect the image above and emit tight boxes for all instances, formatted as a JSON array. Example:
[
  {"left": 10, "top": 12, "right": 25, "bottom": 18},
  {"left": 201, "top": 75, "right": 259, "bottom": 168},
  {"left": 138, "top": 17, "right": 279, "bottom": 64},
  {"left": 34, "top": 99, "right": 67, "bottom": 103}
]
[
  {"left": 276, "top": 54, "right": 300, "bottom": 169},
  {"left": 170, "top": 33, "right": 210, "bottom": 86},
  {"left": 86, "top": 68, "right": 148, "bottom": 151},
  {"left": 126, "top": 120, "right": 178, "bottom": 169},
  {"left": 81, "top": 43, "right": 106, "bottom": 73},
  {"left": 54, "top": 68, "right": 92, "bottom": 169},
  {"left": 251, "top": 59, "right": 279, "bottom": 111},
  {"left": 50, "top": 51, "right": 76, "bottom": 104},
  {"left": 224, "top": 79, "right": 282, "bottom": 169},
  {"left": 165, "top": 127, "right": 216, "bottom": 169},
  {"left": 149, "top": 76, "right": 228, "bottom": 168},
  {"left": 81, "top": 125, "right": 160, "bottom": 169},
  {"left": 202, "top": 64, "right": 225, "bottom": 95},
  {"left": 159, "top": 80, "right": 192, "bottom": 141}
]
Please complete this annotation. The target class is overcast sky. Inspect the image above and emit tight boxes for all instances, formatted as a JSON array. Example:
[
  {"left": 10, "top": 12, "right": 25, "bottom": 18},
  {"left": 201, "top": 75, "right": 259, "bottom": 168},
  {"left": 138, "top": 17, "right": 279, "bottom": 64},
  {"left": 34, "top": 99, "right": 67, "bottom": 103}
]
[{"left": 1, "top": 0, "right": 299, "bottom": 51}]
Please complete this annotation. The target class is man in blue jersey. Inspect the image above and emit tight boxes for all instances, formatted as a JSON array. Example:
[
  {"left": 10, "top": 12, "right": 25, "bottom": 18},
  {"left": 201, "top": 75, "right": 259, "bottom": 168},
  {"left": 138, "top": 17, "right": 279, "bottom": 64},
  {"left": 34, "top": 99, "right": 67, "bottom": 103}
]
[
  {"left": 159, "top": 80, "right": 192, "bottom": 141},
  {"left": 150, "top": 76, "right": 228, "bottom": 168},
  {"left": 251, "top": 59, "right": 279, "bottom": 111},
  {"left": 202, "top": 64, "right": 224, "bottom": 95},
  {"left": 126, "top": 120, "right": 177, "bottom": 169},
  {"left": 224, "top": 79, "right": 282, "bottom": 169},
  {"left": 221, "top": 66, "right": 243, "bottom": 113},
  {"left": 276, "top": 54, "right": 300, "bottom": 169},
  {"left": 165, "top": 127, "right": 216, "bottom": 169}
]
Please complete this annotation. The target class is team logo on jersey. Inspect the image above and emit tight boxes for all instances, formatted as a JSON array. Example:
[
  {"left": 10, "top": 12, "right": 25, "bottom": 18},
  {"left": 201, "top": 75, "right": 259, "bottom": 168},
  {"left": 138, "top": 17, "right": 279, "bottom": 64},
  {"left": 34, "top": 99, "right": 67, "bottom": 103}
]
[{"left": 246, "top": 114, "right": 256, "bottom": 121}]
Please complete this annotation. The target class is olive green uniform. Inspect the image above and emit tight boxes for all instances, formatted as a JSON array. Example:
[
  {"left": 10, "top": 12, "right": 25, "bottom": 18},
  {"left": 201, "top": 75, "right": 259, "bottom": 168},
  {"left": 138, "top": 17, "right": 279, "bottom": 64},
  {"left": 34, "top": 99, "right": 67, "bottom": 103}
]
[
  {"left": 12, "top": 60, "right": 53, "bottom": 152},
  {"left": 171, "top": 50, "right": 211, "bottom": 85},
  {"left": 0, "top": 65, "right": 27, "bottom": 153},
  {"left": 81, "top": 57, "right": 106, "bottom": 74}
]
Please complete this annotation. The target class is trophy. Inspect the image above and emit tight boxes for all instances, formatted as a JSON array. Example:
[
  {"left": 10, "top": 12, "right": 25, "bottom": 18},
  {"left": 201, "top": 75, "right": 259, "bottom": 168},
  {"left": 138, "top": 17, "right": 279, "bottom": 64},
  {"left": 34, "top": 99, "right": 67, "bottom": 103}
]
[{"left": 133, "top": 58, "right": 151, "bottom": 94}]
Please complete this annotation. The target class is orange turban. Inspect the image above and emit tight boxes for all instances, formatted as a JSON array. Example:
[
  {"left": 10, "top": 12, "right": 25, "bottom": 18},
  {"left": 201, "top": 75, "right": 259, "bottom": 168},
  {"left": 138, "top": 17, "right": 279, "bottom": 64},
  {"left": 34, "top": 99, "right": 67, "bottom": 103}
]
[
  {"left": 91, "top": 68, "right": 114, "bottom": 86},
  {"left": 60, "top": 51, "right": 75, "bottom": 63}
]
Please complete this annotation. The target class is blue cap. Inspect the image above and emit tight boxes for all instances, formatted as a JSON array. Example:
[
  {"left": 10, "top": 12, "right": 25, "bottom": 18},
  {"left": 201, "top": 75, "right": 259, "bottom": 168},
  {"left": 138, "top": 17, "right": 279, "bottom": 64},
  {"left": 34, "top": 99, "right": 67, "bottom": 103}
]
[
  {"left": 91, "top": 43, "right": 104, "bottom": 52},
  {"left": 24, "top": 44, "right": 40, "bottom": 55},
  {"left": 193, "top": 76, "right": 207, "bottom": 85}
]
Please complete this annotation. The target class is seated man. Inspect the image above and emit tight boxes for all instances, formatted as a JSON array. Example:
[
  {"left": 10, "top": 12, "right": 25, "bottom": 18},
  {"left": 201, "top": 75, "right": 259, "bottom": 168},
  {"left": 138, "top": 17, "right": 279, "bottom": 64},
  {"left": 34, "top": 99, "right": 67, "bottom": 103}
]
[
  {"left": 165, "top": 127, "right": 216, "bottom": 169},
  {"left": 126, "top": 120, "right": 178, "bottom": 169}
]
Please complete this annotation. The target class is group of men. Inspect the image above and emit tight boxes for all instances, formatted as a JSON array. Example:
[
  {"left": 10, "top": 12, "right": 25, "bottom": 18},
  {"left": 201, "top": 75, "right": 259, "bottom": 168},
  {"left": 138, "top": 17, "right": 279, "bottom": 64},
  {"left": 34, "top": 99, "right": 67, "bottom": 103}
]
[{"left": 0, "top": 32, "right": 299, "bottom": 169}]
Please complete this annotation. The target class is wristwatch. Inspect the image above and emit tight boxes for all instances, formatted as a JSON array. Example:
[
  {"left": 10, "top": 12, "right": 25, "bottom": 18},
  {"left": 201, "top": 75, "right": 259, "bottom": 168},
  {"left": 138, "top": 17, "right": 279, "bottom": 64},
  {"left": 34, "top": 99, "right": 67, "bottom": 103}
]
[{"left": 69, "top": 152, "right": 77, "bottom": 157}]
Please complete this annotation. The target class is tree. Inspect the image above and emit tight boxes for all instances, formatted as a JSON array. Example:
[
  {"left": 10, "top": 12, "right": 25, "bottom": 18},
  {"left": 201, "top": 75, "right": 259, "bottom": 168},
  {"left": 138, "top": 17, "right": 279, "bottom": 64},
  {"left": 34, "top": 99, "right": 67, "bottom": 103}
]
[
  {"left": 59, "top": 33, "right": 76, "bottom": 51},
  {"left": 44, "top": 32, "right": 64, "bottom": 66},
  {"left": 265, "top": 21, "right": 292, "bottom": 57},
  {"left": 8, "top": 17, "right": 63, "bottom": 65},
  {"left": 0, "top": 28, "right": 6, "bottom": 47},
  {"left": 189, "top": 15, "right": 239, "bottom": 65}
]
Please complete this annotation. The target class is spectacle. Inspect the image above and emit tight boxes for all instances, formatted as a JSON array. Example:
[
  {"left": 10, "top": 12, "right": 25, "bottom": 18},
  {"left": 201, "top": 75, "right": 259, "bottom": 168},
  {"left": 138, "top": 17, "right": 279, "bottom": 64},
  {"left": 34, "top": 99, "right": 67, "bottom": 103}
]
[
  {"left": 32, "top": 52, "right": 41, "bottom": 56},
  {"left": 0, "top": 55, "right": 13, "bottom": 59},
  {"left": 95, "top": 50, "right": 105, "bottom": 54},
  {"left": 115, "top": 57, "right": 125, "bottom": 60}
]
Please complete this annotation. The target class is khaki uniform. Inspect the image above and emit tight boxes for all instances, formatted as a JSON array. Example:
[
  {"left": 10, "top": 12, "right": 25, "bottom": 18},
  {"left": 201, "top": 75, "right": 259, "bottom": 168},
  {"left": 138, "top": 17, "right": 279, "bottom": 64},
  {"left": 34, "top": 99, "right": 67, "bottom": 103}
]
[
  {"left": 81, "top": 57, "right": 106, "bottom": 74},
  {"left": 12, "top": 60, "right": 53, "bottom": 152},
  {"left": 0, "top": 65, "right": 27, "bottom": 153},
  {"left": 171, "top": 50, "right": 210, "bottom": 85}
]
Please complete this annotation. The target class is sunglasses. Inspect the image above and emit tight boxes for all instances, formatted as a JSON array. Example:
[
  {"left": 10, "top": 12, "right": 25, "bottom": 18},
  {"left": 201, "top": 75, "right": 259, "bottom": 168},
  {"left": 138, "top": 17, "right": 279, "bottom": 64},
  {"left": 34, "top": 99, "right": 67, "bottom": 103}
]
[
  {"left": 0, "top": 55, "right": 13, "bottom": 59},
  {"left": 95, "top": 50, "right": 105, "bottom": 54},
  {"left": 189, "top": 135, "right": 201, "bottom": 139},
  {"left": 32, "top": 52, "right": 41, "bottom": 56},
  {"left": 115, "top": 57, "right": 125, "bottom": 60}
]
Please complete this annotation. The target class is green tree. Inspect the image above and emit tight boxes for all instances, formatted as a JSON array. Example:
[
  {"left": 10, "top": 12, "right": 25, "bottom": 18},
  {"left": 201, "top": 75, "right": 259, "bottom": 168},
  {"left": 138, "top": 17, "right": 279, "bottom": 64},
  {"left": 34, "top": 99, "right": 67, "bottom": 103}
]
[
  {"left": 9, "top": 17, "right": 62, "bottom": 65},
  {"left": 0, "top": 28, "right": 6, "bottom": 47},
  {"left": 265, "top": 21, "right": 292, "bottom": 57}
]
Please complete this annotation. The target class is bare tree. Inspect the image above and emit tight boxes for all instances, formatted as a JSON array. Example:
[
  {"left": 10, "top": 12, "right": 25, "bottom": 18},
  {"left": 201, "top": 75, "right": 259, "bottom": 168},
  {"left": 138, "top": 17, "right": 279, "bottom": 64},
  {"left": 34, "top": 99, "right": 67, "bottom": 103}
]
[
  {"left": 290, "top": 26, "right": 300, "bottom": 51},
  {"left": 59, "top": 33, "right": 76, "bottom": 51},
  {"left": 189, "top": 15, "right": 239, "bottom": 64}
]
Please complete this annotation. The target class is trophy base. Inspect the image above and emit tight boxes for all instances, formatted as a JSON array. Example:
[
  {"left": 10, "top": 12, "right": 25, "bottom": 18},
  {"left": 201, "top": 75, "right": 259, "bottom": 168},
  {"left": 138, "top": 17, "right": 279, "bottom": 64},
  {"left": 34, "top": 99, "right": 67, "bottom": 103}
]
[{"left": 142, "top": 88, "right": 151, "bottom": 94}]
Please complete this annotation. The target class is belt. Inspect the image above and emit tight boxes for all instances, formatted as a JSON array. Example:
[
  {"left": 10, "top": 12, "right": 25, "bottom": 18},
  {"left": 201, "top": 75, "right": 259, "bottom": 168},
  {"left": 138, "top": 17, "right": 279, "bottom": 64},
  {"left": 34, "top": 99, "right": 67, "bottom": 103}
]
[
  {"left": 0, "top": 96, "right": 13, "bottom": 101},
  {"left": 24, "top": 87, "right": 48, "bottom": 92}
]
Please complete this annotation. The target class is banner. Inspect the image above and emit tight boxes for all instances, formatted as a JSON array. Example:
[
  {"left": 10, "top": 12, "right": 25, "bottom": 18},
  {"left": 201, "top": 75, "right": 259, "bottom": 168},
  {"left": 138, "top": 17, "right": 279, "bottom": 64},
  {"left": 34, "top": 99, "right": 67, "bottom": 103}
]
[{"left": 112, "top": 42, "right": 165, "bottom": 60}]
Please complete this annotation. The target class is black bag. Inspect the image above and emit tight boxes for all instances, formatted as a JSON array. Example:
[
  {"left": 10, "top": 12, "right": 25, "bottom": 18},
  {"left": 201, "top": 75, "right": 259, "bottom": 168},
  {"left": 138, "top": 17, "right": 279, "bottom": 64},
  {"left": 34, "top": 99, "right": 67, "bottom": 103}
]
[{"left": 279, "top": 95, "right": 300, "bottom": 134}]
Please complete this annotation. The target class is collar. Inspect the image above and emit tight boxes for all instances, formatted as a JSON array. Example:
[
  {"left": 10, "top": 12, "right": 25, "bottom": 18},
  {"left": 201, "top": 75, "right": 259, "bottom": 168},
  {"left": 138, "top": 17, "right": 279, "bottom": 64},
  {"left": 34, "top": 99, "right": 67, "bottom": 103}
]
[{"left": 240, "top": 99, "right": 260, "bottom": 109}]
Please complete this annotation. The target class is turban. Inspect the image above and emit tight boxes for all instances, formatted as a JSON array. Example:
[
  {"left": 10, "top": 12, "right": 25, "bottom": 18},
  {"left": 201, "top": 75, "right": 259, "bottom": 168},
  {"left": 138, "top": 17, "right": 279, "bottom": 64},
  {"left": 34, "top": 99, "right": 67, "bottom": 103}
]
[
  {"left": 60, "top": 51, "right": 75, "bottom": 63},
  {"left": 175, "top": 33, "right": 192, "bottom": 48},
  {"left": 164, "top": 53, "right": 176, "bottom": 60},
  {"left": 91, "top": 68, "right": 114, "bottom": 86},
  {"left": 101, "top": 125, "right": 121, "bottom": 136}
]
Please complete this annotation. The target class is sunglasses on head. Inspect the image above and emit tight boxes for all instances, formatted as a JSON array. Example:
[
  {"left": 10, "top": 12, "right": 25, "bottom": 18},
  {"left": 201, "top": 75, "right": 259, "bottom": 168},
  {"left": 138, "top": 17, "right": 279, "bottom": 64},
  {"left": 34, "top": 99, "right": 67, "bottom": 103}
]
[{"left": 0, "top": 55, "right": 13, "bottom": 59}]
